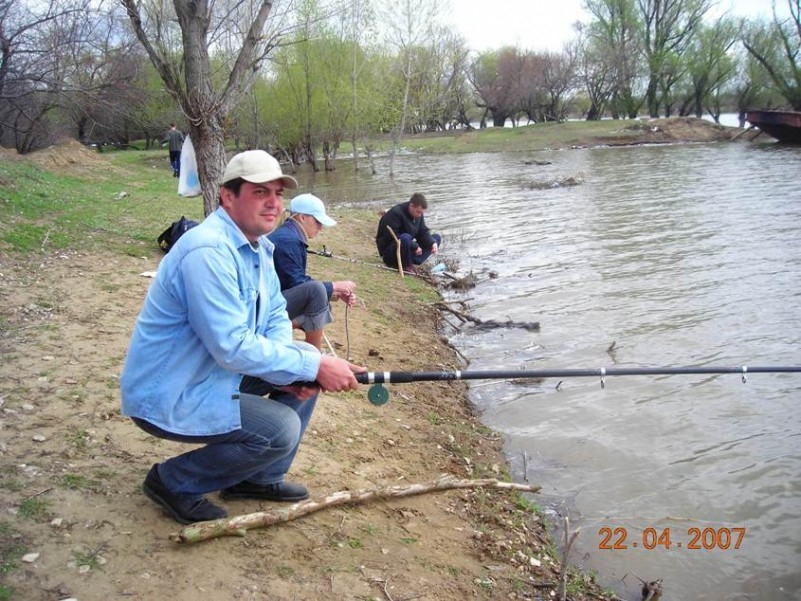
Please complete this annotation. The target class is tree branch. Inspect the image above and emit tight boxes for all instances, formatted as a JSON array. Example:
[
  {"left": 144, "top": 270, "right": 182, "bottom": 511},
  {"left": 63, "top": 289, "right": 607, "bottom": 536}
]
[{"left": 170, "top": 475, "right": 540, "bottom": 544}]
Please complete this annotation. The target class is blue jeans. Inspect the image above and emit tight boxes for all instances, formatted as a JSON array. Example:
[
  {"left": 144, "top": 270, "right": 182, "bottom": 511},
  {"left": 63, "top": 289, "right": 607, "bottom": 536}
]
[
  {"left": 381, "top": 233, "right": 442, "bottom": 269},
  {"left": 169, "top": 150, "right": 181, "bottom": 175},
  {"left": 132, "top": 388, "right": 317, "bottom": 496}
]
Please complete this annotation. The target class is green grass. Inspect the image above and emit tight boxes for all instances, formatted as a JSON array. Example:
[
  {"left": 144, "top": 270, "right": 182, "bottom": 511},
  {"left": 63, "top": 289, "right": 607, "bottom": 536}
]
[
  {"left": 65, "top": 429, "right": 91, "bottom": 452},
  {"left": 0, "top": 149, "right": 204, "bottom": 256},
  {"left": 61, "top": 473, "right": 103, "bottom": 491},
  {"left": 0, "top": 522, "right": 25, "bottom": 574},
  {"left": 17, "top": 496, "right": 52, "bottom": 520},
  {"left": 394, "top": 119, "right": 645, "bottom": 154},
  {"left": 72, "top": 546, "right": 106, "bottom": 570},
  {"left": 0, "top": 521, "right": 23, "bottom": 600}
]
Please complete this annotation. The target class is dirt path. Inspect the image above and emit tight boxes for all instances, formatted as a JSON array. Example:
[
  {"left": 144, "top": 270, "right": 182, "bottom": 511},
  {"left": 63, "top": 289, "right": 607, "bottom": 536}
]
[{"left": 0, "top": 209, "right": 615, "bottom": 600}]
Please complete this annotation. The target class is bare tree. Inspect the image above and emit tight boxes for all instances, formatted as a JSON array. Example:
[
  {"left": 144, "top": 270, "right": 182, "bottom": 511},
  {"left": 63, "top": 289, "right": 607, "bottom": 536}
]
[
  {"left": 469, "top": 47, "right": 525, "bottom": 127},
  {"left": 57, "top": 5, "right": 151, "bottom": 148},
  {"left": 540, "top": 49, "right": 579, "bottom": 121},
  {"left": 121, "top": 0, "right": 290, "bottom": 215},
  {"left": 378, "top": 0, "right": 438, "bottom": 176},
  {"left": 0, "top": 0, "right": 95, "bottom": 152}
]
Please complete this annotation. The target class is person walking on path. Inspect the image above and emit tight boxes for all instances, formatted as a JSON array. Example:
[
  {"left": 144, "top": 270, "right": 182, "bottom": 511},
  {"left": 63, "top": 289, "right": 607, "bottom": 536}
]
[
  {"left": 162, "top": 123, "right": 184, "bottom": 177},
  {"left": 375, "top": 192, "right": 442, "bottom": 274},
  {"left": 269, "top": 193, "right": 357, "bottom": 350},
  {"left": 120, "top": 149, "right": 365, "bottom": 524}
]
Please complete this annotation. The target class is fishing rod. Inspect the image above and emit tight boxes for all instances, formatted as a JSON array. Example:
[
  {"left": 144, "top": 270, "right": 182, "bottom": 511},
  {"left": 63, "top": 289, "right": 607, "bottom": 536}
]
[
  {"left": 354, "top": 365, "right": 801, "bottom": 405},
  {"left": 308, "top": 246, "right": 430, "bottom": 278},
  {"left": 308, "top": 246, "right": 370, "bottom": 266}
]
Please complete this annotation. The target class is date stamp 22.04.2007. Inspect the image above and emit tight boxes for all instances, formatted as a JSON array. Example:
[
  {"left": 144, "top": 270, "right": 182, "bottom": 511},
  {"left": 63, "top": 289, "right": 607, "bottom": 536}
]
[{"left": 598, "top": 526, "right": 746, "bottom": 551}]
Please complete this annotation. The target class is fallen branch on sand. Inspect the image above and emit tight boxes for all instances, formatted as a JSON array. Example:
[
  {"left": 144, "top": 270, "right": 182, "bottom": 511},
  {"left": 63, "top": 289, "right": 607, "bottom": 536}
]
[{"left": 170, "top": 475, "right": 541, "bottom": 544}]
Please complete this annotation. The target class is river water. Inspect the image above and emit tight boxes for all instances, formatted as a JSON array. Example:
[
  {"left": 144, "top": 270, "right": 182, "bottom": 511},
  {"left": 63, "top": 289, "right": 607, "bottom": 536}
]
[{"left": 295, "top": 140, "right": 801, "bottom": 601}]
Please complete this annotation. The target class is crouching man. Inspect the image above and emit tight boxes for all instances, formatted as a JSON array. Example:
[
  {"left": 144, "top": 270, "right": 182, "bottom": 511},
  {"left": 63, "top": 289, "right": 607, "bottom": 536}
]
[{"left": 120, "top": 150, "right": 365, "bottom": 524}]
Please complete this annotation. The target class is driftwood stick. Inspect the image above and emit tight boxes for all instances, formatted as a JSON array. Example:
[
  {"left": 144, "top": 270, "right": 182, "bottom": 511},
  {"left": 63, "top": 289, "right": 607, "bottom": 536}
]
[
  {"left": 557, "top": 516, "right": 581, "bottom": 601},
  {"left": 170, "top": 475, "right": 540, "bottom": 544},
  {"left": 386, "top": 226, "right": 404, "bottom": 277},
  {"left": 434, "top": 302, "right": 477, "bottom": 324}
]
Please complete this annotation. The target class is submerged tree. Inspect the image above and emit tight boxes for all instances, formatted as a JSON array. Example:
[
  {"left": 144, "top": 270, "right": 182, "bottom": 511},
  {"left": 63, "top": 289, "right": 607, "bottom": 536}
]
[
  {"left": 678, "top": 17, "right": 738, "bottom": 121},
  {"left": 583, "top": 0, "right": 646, "bottom": 119},
  {"left": 639, "top": 0, "right": 711, "bottom": 117},
  {"left": 742, "top": 0, "right": 801, "bottom": 110}
]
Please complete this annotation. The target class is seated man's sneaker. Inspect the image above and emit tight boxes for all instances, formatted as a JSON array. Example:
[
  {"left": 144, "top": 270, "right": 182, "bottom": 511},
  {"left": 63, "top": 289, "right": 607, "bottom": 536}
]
[
  {"left": 142, "top": 464, "right": 227, "bottom": 525},
  {"left": 221, "top": 481, "right": 309, "bottom": 502}
]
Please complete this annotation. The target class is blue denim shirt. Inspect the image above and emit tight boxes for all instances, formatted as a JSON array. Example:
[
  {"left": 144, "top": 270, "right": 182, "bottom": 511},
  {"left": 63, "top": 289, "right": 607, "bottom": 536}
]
[{"left": 120, "top": 208, "right": 321, "bottom": 435}]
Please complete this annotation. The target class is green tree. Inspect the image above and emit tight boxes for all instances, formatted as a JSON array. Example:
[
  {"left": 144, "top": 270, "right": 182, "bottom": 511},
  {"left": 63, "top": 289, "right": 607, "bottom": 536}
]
[
  {"left": 731, "top": 43, "right": 775, "bottom": 126},
  {"left": 742, "top": 0, "right": 801, "bottom": 110},
  {"left": 339, "top": 0, "right": 378, "bottom": 171},
  {"left": 583, "top": 0, "right": 646, "bottom": 119},
  {"left": 677, "top": 18, "right": 738, "bottom": 121},
  {"left": 639, "top": 0, "right": 711, "bottom": 117}
]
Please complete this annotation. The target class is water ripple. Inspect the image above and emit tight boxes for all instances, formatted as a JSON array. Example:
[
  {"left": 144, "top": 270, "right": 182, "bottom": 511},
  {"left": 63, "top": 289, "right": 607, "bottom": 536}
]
[{"left": 298, "top": 142, "right": 801, "bottom": 600}]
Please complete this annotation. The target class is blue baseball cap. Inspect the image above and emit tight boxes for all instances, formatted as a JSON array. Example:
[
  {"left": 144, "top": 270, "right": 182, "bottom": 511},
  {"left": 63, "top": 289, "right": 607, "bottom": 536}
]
[{"left": 290, "top": 194, "right": 337, "bottom": 227}]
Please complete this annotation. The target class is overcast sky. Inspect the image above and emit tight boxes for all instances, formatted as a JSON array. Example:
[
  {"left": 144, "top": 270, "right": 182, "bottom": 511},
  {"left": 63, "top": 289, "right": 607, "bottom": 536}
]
[{"left": 450, "top": 0, "right": 790, "bottom": 53}]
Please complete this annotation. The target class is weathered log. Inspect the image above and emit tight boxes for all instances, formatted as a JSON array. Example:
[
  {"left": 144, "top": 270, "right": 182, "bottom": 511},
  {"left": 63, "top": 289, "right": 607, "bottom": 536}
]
[{"left": 170, "top": 475, "right": 540, "bottom": 544}]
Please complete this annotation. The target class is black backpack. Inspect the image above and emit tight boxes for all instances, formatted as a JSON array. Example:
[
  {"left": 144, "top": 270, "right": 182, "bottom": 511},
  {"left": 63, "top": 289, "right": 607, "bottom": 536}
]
[{"left": 157, "top": 216, "right": 198, "bottom": 252}]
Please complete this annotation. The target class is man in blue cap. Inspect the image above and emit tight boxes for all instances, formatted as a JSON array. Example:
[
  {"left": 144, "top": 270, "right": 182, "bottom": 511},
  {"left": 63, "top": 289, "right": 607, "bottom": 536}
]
[{"left": 269, "top": 193, "right": 357, "bottom": 349}]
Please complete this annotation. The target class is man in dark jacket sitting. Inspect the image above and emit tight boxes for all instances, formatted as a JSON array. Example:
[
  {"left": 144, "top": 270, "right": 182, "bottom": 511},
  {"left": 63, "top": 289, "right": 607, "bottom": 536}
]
[{"left": 375, "top": 193, "right": 442, "bottom": 273}]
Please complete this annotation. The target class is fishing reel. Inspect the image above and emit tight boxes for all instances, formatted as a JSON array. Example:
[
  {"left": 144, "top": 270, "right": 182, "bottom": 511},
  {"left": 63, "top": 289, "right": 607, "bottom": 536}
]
[{"left": 367, "top": 383, "right": 390, "bottom": 406}]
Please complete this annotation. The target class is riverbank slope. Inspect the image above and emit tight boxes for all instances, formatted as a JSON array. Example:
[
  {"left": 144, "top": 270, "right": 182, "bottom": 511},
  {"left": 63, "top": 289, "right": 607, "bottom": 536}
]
[{"left": 0, "top": 141, "right": 621, "bottom": 600}]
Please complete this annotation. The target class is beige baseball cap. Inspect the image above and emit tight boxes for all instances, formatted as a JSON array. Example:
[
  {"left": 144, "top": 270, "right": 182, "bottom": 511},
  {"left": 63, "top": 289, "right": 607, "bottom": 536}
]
[{"left": 221, "top": 150, "right": 298, "bottom": 189}]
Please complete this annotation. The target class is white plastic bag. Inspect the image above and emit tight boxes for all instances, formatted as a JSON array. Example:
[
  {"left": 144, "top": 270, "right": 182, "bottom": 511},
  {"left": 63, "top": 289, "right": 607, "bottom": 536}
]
[{"left": 178, "top": 136, "right": 202, "bottom": 197}]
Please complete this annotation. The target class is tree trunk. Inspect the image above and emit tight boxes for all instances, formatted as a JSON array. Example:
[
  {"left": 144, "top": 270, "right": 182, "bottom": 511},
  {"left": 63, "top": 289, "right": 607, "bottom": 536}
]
[{"left": 186, "top": 115, "right": 227, "bottom": 217}]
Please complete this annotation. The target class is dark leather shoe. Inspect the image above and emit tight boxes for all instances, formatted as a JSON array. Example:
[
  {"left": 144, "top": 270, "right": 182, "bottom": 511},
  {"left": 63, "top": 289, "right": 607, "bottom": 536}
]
[
  {"left": 221, "top": 481, "right": 309, "bottom": 502},
  {"left": 142, "top": 464, "right": 227, "bottom": 524}
]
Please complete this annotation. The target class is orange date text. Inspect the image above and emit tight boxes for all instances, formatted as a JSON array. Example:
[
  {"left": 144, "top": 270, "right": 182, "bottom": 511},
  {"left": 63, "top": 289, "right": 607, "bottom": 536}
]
[{"left": 598, "top": 526, "right": 746, "bottom": 550}]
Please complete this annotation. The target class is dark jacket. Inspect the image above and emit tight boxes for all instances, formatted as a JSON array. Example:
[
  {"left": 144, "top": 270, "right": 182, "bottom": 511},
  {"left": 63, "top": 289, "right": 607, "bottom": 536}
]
[
  {"left": 267, "top": 218, "right": 334, "bottom": 299},
  {"left": 375, "top": 202, "right": 435, "bottom": 256},
  {"left": 163, "top": 128, "right": 184, "bottom": 152}
]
